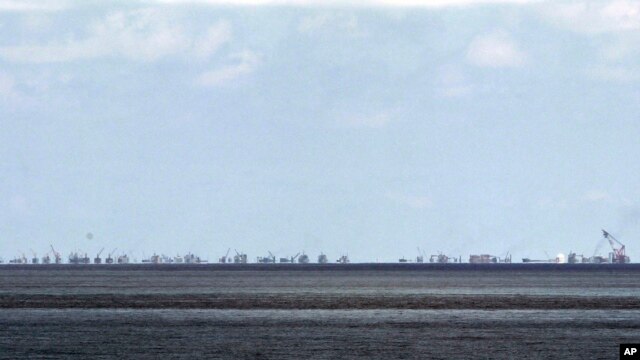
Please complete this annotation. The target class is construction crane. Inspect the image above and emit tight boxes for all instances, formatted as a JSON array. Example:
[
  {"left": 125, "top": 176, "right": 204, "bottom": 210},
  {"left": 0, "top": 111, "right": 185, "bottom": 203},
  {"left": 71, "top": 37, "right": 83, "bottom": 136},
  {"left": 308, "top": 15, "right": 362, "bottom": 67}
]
[
  {"left": 41, "top": 251, "right": 51, "bottom": 264},
  {"left": 297, "top": 252, "right": 309, "bottom": 264},
  {"left": 234, "top": 250, "right": 247, "bottom": 264},
  {"left": 416, "top": 247, "right": 425, "bottom": 263},
  {"left": 257, "top": 251, "right": 276, "bottom": 264},
  {"left": 106, "top": 248, "right": 117, "bottom": 264},
  {"left": 219, "top": 248, "right": 231, "bottom": 263},
  {"left": 50, "top": 245, "right": 61, "bottom": 264},
  {"left": 29, "top": 249, "right": 39, "bottom": 264},
  {"left": 277, "top": 252, "right": 300, "bottom": 263},
  {"left": 94, "top": 247, "right": 105, "bottom": 264},
  {"left": 602, "top": 229, "right": 630, "bottom": 264}
]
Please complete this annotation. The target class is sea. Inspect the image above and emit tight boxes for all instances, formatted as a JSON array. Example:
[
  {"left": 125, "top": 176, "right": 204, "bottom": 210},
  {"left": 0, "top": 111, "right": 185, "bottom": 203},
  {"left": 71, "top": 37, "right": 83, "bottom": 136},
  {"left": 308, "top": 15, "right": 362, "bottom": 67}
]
[{"left": 1, "top": 264, "right": 639, "bottom": 359}]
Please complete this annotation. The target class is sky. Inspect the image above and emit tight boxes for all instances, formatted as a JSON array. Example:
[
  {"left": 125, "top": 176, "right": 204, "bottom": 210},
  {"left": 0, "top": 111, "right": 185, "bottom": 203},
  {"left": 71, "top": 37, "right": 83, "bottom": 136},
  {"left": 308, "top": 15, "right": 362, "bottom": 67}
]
[{"left": 1, "top": 0, "right": 639, "bottom": 262}]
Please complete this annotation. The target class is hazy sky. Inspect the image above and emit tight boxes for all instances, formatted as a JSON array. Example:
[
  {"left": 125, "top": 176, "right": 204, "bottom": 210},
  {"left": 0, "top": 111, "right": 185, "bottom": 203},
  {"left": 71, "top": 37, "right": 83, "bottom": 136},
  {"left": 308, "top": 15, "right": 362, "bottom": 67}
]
[{"left": 1, "top": 0, "right": 639, "bottom": 262}]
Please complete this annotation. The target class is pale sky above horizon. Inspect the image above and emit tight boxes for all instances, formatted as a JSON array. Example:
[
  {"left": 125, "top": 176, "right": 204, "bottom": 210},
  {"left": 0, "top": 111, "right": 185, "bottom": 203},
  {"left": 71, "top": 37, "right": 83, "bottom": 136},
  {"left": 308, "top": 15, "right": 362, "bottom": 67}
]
[{"left": 1, "top": 0, "right": 639, "bottom": 262}]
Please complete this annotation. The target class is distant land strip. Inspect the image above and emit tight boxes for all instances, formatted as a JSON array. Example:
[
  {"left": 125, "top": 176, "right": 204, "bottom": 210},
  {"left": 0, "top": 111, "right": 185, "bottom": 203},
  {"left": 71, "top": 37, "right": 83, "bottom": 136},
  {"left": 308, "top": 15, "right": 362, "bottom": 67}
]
[
  {"left": 2, "top": 263, "right": 640, "bottom": 271},
  {"left": 1, "top": 294, "right": 639, "bottom": 310}
]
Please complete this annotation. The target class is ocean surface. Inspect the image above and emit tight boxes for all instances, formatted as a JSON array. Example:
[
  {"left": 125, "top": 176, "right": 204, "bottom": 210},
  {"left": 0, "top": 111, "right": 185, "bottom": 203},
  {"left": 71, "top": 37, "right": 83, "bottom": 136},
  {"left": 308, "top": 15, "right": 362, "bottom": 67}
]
[{"left": 1, "top": 264, "right": 639, "bottom": 359}]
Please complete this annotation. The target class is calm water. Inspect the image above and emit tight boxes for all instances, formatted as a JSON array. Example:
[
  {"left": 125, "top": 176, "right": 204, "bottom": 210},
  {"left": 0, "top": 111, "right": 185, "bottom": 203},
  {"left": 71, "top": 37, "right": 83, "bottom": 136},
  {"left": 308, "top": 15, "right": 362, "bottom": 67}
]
[{"left": 1, "top": 265, "right": 639, "bottom": 359}]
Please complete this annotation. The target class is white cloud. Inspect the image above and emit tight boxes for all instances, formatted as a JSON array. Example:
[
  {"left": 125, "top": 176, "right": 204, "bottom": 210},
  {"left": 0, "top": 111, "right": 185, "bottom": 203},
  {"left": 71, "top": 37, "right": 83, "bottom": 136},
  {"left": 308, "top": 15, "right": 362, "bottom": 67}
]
[
  {"left": 0, "top": 72, "right": 21, "bottom": 102},
  {"left": 599, "top": 35, "right": 640, "bottom": 62},
  {"left": 298, "top": 13, "right": 332, "bottom": 32},
  {"left": 90, "top": 9, "right": 189, "bottom": 61},
  {"left": 193, "top": 21, "right": 232, "bottom": 59},
  {"left": 540, "top": 2, "right": 640, "bottom": 84},
  {"left": 583, "top": 190, "right": 613, "bottom": 203},
  {"left": 0, "top": 9, "right": 230, "bottom": 63},
  {"left": 386, "top": 193, "right": 433, "bottom": 209},
  {"left": 23, "top": 16, "right": 54, "bottom": 35},
  {"left": 586, "top": 65, "right": 640, "bottom": 83},
  {"left": 343, "top": 112, "right": 392, "bottom": 128},
  {"left": 196, "top": 50, "right": 261, "bottom": 86},
  {"left": 0, "top": 0, "right": 541, "bottom": 13},
  {"left": 0, "top": 0, "right": 68, "bottom": 12},
  {"left": 0, "top": 71, "right": 75, "bottom": 106},
  {"left": 152, "top": 0, "right": 538, "bottom": 7},
  {"left": 537, "top": 191, "right": 628, "bottom": 209},
  {"left": 371, "top": 0, "right": 536, "bottom": 6},
  {"left": 437, "top": 65, "right": 473, "bottom": 97},
  {"left": 466, "top": 30, "right": 526, "bottom": 68},
  {"left": 298, "top": 13, "right": 360, "bottom": 35},
  {"left": 537, "top": 2, "right": 640, "bottom": 84},
  {"left": 535, "top": 196, "right": 569, "bottom": 210},
  {"left": 0, "top": 72, "right": 15, "bottom": 93},
  {"left": 541, "top": 1, "right": 640, "bottom": 34},
  {"left": 440, "top": 84, "right": 473, "bottom": 97}
]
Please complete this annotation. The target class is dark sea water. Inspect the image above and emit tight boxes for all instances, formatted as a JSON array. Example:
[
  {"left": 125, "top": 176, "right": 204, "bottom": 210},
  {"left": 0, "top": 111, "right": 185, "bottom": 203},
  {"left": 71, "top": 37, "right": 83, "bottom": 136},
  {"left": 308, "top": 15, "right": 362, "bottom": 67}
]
[{"left": 1, "top": 264, "right": 639, "bottom": 359}]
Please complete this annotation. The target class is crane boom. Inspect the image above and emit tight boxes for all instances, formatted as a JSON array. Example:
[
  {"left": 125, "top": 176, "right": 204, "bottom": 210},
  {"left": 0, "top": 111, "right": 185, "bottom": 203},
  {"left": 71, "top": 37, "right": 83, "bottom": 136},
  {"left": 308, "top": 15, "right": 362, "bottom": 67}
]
[
  {"left": 50, "top": 244, "right": 61, "bottom": 263},
  {"left": 602, "top": 229, "right": 628, "bottom": 263}
]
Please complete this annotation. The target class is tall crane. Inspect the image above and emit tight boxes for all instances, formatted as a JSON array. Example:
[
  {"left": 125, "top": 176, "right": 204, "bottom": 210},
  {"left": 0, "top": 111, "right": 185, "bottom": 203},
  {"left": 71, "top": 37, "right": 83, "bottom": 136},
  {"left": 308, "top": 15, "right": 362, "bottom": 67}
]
[
  {"left": 416, "top": 247, "right": 425, "bottom": 263},
  {"left": 106, "top": 248, "right": 117, "bottom": 264},
  {"left": 94, "top": 247, "right": 105, "bottom": 264},
  {"left": 50, "top": 245, "right": 61, "bottom": 264},
  {"left": 234, "top": 250, "right": 247, "bottom": 264},
  {"left": 219, "top": 248, "right": 231, "bottom": 263},
  {"left": 297, "top": 252, "right": 309, "bottom": 264},
  {"left": 602, "top": 229, "right": 630, "bottom": 264},
  {"left": 30, "top": 249, "right": 39, "bottom": 264},
  {"left": 41, "top": 251, "right": 51, "bottom": 264},
  {"left": 257, "top": 251, "right": 276, "bottom": 263}
]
